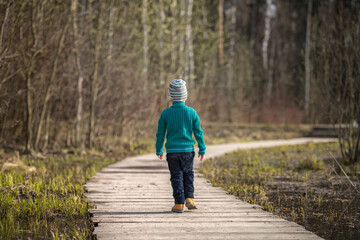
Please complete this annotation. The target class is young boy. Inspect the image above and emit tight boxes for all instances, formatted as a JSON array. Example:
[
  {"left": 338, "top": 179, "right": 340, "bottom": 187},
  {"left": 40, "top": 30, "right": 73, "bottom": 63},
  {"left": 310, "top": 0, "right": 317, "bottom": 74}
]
[{"left": 156, "top": 79, "right": 206, "bottom": 213}]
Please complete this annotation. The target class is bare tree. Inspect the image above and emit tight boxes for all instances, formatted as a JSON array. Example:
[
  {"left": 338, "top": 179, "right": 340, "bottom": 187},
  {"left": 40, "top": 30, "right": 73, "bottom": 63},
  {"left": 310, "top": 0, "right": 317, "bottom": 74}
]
[
  {"left": 263, "top": 0, "right": 276, "bottom": 101},
  {"left": 159, "top": 0, "right": 165, "bottom": 86},
  {"left": 304, "top": 0, "right": 313, "bottom": 119},
  {"left": 201, "top": 0, "right": 209, "bottom": 87},
  {"left": 22, "top": 1, "right": 43, "bottom": 152},
  {"left": 88, "top": 2, "right": 104, "bottom": 148},
  {"left": 179, "top": 0, "right": 186, "bottom": 78},
  {"left": 185, "top": 0, "right": 194, "bottom": 86},
  {"left": 170, "top": 0, "right": 177, "bottom": 74},
  {"left": 226, "top": 1, "right": 236, "bottom": 122},
  {"left": 34, "top": 19, "right": 69, "bottom": 150},
  {"left": 108, "top": 5, "right": 115, "bottom": 61},
  {"left": 71, "top": 0, "right": 84, "bottom": 147},
  {"left": 262, "top": 0, "right": 272, "bottom": 71},
  {"left": 142, "top": 0, "right": 148, "bottom": 89},
  {"left": 249, "top": 0, "right": 257, "bottom": 58},
  {"left": 218, "top": 0, "right": 224, "bottom": 67}
]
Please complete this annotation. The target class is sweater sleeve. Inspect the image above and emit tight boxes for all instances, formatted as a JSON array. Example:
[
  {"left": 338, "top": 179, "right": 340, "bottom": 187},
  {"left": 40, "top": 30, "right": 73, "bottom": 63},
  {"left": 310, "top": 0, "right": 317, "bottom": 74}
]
[
  {"left": 193, "top": 111, "right": 206, "bottom": 155},
  {"left": 155, "top": 111, "right": 166, "bottom": 155}
]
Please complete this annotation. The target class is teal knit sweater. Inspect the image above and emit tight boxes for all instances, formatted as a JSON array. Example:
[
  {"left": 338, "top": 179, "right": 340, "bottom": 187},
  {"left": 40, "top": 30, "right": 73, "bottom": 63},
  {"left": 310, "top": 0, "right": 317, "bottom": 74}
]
[{"left": 156, "top": 101, "right": 206, "bottom": 155}]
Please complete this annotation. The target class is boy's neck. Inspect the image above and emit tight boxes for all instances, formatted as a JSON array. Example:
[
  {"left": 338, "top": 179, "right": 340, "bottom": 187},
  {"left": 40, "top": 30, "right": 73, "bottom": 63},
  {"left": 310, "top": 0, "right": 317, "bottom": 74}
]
[{"left": 171, "top": 101, "right": 186, "bottom": 107}]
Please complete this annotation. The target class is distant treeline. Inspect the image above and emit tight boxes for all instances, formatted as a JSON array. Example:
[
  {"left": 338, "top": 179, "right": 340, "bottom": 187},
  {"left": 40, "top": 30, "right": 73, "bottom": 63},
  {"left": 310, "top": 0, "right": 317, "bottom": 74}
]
[{"left": 0, "top": 0, "right": 359, "bottom": 151}]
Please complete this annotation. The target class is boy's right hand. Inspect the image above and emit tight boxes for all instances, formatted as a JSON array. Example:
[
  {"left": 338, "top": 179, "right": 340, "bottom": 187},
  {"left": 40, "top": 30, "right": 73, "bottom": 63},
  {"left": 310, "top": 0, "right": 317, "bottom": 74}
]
[
  {"left": 198, "top": 154, "right": 205, "bottom": 162},
  {"left": 157, "top": 154, "right": 164, "bottom": 160}
]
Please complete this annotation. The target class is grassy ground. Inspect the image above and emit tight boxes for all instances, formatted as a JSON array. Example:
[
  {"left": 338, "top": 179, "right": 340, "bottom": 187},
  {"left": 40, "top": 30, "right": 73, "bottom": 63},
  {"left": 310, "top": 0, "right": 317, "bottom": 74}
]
[
  {"left": 200, "top": 142, "right": 360, "bottom": 240},
  {"left": 0, "top": 140, "right": 150, "bottom": 239}
]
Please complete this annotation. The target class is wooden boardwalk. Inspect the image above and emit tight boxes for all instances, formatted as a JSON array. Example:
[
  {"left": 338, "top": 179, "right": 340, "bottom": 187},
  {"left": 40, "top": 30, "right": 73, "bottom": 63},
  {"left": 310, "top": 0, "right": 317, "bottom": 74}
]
[{"left": 85, "top": 138, "right": 334, "bottom": 239}]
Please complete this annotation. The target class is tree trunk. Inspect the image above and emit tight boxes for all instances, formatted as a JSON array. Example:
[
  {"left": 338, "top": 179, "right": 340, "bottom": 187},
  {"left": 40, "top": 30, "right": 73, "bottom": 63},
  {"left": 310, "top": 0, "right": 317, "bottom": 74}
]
[
  {"left": 249, "top": 0, "right": 257, "bottom": 58},
  {"left": 184, "top": 0, "right": 194, "bottom": 84},
  {"left": 34, "top": 20, "right": 69, "bottom": 150},
  {"left": 179, "top": 0, "right": 186, "bottom": 78},
  {"left": 263, "top": 0, "right": 276, "bottom": 103},
  {"left": 266, "top": 34, "right": 276, "bottom": 100},
  {"left": 202, "top": 1, "right": 208, "bottom": 39},
  {"left": 159, "top": 0, "right": 165, "bottom": 86},
  {"left": 201, "top": 0, "right": 209, "bottom": 87},
  {"left": 42, "top": 108, "right": 50, "bottom": 151},
  {"left": 170, "top": 0, "right": 177, "bottom": 74},
  {"left": 0, "top": 3, "right": 10, "bottom": 55},
  {"left": 187, "top": 0, "right": 194, "bottom": 89},
  {"left": 226, "top": 2, "right": 236, "bottom": 122},
  {"left": 108, "top": 6, "right": 115, "bottom": 61},
  {"left": 72, "top": 0, "right": 84, "bottom": 148},
  {"left": 262, "top": 0, "right": 272, "bottom": 71},
  {"left": 24, "top": 1, "right": 41, "bottom": 153},
  {"left": 66, "top": 122, "right": 71, "bottom": 147},
  {"left": 25, "top": 67, "right": 33, "bottom": 153},
  {"left": 304, "top": 0, "right": 313, "bottom": 119},
  {"left": 218, "top": 0, "right": 224, "bottom": 67},
  {"left": 142, "top": 0, "right": 148, "bottom": 89},
  {"left": 88, "top": 2, "right": 103, "bottom": 148}
]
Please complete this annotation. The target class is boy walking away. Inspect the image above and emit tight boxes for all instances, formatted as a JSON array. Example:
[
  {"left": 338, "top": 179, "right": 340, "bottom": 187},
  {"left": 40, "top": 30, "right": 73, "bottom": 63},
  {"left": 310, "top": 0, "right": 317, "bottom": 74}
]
[{"left": 156, "top": 79, "right": 206, "bottom": 213}]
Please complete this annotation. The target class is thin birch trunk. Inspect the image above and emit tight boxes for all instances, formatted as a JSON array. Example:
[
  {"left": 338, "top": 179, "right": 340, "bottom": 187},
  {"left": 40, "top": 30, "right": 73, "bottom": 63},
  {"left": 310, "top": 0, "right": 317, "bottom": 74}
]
[
  {"left": 262, "top": 0, "right": 272, "bottom": 71},
  {"left": 25, "top": 65, "right": 33, "bottom": 152},
  {"left": 71, "top": 0, "right": 84, "bottom": 146},
  {"left": 42, "top": 108, "right": 50, "bottom": 151},
  {"left": 202, "top": 1, "right": 208, "bottom": 39},
  {"left": 187, "top": 0, "right": 194, "bottom": 88},
  {"left": 304, "top": 0, "right": 313, "bottom": 118},
  {"left": 202, "top": 0, "right": 208, "bottom": 86},
  {"left": 142, "top": 0, "right": 148, "bottom": 89},
  {"left": 159, "top": 0, "right": 165, "bottom": 85},
  {"left": 179, "top": 0, "right": 186, "bottom": 78},
  {"left": 218, "top": 0, "right": 224, "bottom": 67},
  {"left": 88, "top": 3, "right": 103, "bottom": 148},
  {"left": 170, "top": 0, "right": 177, "bottom": 74},
  {"left": 34, "top": 20, "right": 69, "bottom": 150},
  {"left": 25, "top": 1, "right": 41, "bottom": 152},
  {"left": 227, "top": 3, "right": 236, "bottom": 90},
  {"left": 66, "top": 122, "right": 71, "bottom": 147},
  {"left": 226, "top": 2, "right": 236, "bottom": 122},
  {"left": 184, "top": 0, "right": 193, "bottom": 84},
  {"left": 249, "top": 0, "right": 257, "bottom": 58},
  {"left": 264, "top": 0, "right": 276, "bottom": 102},
  {"left": 266, "top": 36, "right": 276, "bottom": 99},
  {"left": 108, "top": 6, "right": 115, "bottom": 61}
]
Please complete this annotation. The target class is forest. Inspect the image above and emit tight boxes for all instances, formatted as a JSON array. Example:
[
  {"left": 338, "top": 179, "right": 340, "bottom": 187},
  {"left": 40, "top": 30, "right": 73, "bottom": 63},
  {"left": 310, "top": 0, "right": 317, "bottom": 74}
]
[
  {"left": 0, "top": 0, "right": 359, "bottom": 239},
  {"left": 0, "top": 0, "right": 358, "bottom": 153}
]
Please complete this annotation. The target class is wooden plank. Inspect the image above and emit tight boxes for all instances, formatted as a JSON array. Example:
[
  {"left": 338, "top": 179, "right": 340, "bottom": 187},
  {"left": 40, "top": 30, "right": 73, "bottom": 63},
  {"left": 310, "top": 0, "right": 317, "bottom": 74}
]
[{"left": 95, "top": 232, "right": 321, "bottom": 240}]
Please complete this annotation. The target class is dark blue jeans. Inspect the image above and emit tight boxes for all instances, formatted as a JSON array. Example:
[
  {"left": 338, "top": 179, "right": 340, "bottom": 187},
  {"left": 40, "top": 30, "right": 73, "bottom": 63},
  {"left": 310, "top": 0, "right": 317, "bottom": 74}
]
[{"left": 166, "top": 151, "right": 195, "bottom": 204}]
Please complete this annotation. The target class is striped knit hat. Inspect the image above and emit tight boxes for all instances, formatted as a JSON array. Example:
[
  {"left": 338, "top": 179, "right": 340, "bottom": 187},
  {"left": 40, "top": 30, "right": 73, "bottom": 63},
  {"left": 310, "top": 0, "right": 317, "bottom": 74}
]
[{"left": 169, "top": 79, "right": 187, "bottom": 102}]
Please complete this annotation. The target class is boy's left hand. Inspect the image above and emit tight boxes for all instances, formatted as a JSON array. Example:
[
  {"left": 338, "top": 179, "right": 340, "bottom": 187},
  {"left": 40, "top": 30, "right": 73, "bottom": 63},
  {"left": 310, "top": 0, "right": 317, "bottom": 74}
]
[{"left": 157, "top": 154, "right": 164, "bottom": 160}]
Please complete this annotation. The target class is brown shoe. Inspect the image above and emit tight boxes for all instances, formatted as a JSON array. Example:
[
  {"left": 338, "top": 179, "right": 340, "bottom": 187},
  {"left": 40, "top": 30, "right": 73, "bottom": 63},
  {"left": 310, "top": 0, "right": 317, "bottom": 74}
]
[
  {"left": 171, "top": 204, "right": 184, "bottom": 213},
  {"left": 185, "top": 198, "right": 197, "bottom": 210}
]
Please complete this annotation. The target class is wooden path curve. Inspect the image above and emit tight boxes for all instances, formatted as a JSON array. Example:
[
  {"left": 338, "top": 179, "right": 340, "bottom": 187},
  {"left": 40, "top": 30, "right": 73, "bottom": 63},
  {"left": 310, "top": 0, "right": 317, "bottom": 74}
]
[{"left": 85, "top": 138, "right": 335, "bottom": 239}]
